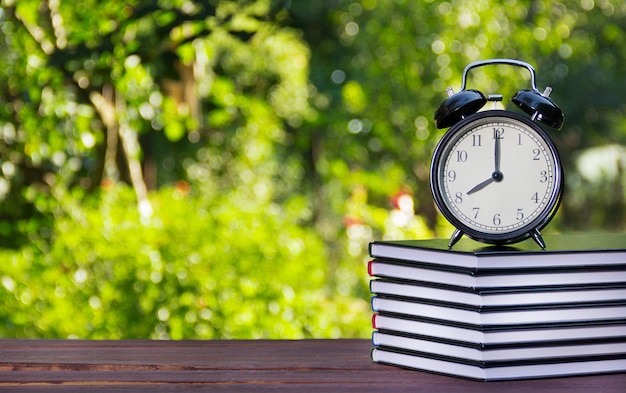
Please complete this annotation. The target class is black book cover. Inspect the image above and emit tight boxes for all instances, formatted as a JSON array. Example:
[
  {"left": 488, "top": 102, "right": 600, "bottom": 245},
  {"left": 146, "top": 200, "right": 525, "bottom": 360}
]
[
  {"left": 371, "top": 296, "right": 626, "bottom": 328},
  {"left": 371, "top": 345, "right": 626, "bottom": 381},
  {"left": 370, "top": 278, "right": 626, "bottom": 309},
  {"left": 368, "top": 258, "right": 626, "bottom": 290},
  {"left": 369, "top": 233, "right": 626, "bottom": 271},
  {"left": 372, "top": 328, "right": 626, "bottom": 354},
  {"left": 372, "top": 312, "right": 626, "bottom": 347}
]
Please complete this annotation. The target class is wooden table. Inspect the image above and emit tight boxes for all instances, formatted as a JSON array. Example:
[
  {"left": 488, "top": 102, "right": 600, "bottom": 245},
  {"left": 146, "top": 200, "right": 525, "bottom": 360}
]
[{"left": 1, "top": 339, "right": 625, "bottom": 392}]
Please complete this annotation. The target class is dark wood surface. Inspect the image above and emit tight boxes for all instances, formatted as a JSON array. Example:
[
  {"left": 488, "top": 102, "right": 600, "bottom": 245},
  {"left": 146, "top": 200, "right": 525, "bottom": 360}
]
[{"left": 0, "top": 339, "right": 625, "bottom": 392}]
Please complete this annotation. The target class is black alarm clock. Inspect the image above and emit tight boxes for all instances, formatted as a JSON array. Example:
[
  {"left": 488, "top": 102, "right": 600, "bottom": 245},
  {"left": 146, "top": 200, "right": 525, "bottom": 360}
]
[{"left": 430, "top": 59, "right": 564, "bottom": 249}]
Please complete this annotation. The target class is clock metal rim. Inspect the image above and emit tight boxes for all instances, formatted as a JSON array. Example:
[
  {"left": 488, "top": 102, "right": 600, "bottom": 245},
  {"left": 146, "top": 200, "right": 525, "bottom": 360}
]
[{"left": 429, "top": 110, "right": 563, "bottom": 245}]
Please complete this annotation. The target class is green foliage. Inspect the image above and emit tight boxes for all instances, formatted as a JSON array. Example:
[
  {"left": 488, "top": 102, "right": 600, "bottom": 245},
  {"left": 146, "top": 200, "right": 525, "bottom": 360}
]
[
  {"left": 0, "top": 0, "right": 624, "bottom": 339},
  {"left": 293, "top": 0, "right": 626, "bottom": 238},
  {"left": 0, "top": 184, "right": 369, "bottom": 339}
]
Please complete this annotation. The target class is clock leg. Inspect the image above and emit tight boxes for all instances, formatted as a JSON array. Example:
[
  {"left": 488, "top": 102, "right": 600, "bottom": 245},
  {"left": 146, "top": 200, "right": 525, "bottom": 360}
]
[
  {"left": 448, "top": 229, "right": 464, "bottom": 248},
  {"left": 530, "top": 228, "right": 546, "bottom": 249}
]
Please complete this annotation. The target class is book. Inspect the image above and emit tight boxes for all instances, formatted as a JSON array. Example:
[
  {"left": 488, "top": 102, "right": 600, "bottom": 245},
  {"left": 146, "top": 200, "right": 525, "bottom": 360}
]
[
  {"left": 368, "top": 233, "right": 626, "bottom": 271},
  {"left": 370, "top": 279, "right": 626, "bottom": 308},
  {"left": 368, "top": 259, "right": 626, "bottom": 289},
  {"left": 368, "top": 233, "right": 626, "bottom": 380},
  {"left": 371, "top": 346, "right": 626, "bottom": 381},
  {"left": 372, "top": 330, "right": 626, "bottom": 363},
  {"left": 371, "top": 296, "right": 626, "bottom": 327},
  {"left": 372, "top": 313, "right": 626, "bottom": 346}
]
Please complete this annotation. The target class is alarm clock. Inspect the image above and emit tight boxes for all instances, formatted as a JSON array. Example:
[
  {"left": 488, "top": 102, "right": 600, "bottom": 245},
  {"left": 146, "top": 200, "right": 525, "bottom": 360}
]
[{"left": 429, "top": 59, "right": 564, "bottom": 249}]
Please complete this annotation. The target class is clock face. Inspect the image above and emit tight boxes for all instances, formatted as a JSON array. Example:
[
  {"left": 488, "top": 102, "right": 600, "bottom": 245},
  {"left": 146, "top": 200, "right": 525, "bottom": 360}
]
[{"left": 430, "top": 110, "right": 562, "bottom": 243}]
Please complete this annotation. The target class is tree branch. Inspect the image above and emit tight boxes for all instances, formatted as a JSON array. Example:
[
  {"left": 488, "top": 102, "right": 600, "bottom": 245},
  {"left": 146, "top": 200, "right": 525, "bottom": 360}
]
[
  {"left": 10, "top": 3, "right": 55, "bottom": 55},
  {"left": 47, "top": 0, "right": 68, "bottom": 49}
]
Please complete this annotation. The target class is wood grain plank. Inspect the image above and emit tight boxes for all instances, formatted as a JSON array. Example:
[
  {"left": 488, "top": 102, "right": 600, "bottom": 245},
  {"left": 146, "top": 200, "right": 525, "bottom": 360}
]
[{"left": 0, "top": 339, "right": 625, "bottom": 392}]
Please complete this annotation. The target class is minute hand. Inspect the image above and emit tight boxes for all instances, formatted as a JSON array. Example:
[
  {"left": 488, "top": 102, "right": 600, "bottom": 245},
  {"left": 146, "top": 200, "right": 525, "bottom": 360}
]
[{"left": 494, "top": 129, "right": 501, "bottom": 172}]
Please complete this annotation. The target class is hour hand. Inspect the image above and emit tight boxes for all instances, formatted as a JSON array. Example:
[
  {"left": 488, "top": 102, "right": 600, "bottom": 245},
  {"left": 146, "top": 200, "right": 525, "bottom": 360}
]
[
  {"left": 467, "top": 177, "right": 495, "bottom": 195},
  {"left": 467, "top": 170, "right": 504, "bottom": 195}
]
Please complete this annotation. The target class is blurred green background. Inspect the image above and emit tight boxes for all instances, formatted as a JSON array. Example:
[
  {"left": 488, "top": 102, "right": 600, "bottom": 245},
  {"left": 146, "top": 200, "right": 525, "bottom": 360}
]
[{"left": 0, "top": 0, "right": 624, "bottom": 339}]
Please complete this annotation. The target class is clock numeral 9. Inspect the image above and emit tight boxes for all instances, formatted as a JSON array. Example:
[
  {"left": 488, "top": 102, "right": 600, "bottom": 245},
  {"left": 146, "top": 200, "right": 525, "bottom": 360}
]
[{"left": 447, "top": 170, "right": 457, "bottom": 182}]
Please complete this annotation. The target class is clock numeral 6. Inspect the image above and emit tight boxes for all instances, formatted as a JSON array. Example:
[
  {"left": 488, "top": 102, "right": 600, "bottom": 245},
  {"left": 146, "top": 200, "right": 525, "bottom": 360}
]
[{"left": 493, "top": 213, "right": 501, "bottom": 226}]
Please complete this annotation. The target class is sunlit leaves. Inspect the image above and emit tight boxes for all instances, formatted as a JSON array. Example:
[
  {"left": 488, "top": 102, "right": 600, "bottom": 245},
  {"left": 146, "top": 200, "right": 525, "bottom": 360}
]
[
  {"left": 0, "top": 0, "right": 624, "bottom": 341},
  {"left": 0, "top": 185, "right": 368, "bottom": 339},
  {"left": 161, "top": 95, "right": 188, "bottom": 142},
  {"left": 263, "top": 29, "right": 312, "bottom": 125},
  {"left": 299, "top": 0, "right": 626, "bottom": 246},
  {"left": 342, "top": 81, "right": 367, "bottom": 114}
]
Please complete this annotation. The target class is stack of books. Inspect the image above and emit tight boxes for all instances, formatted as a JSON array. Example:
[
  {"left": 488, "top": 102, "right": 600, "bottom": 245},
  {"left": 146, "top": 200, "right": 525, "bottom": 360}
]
[{"left": 367, "top": 233, "right": 626, "bottom": 381}]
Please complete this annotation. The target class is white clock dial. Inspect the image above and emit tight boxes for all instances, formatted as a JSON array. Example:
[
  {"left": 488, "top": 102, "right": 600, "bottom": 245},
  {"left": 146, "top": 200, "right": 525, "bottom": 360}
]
[{"left": 431, "top": 111, "right": 562, "bottom": 244}]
